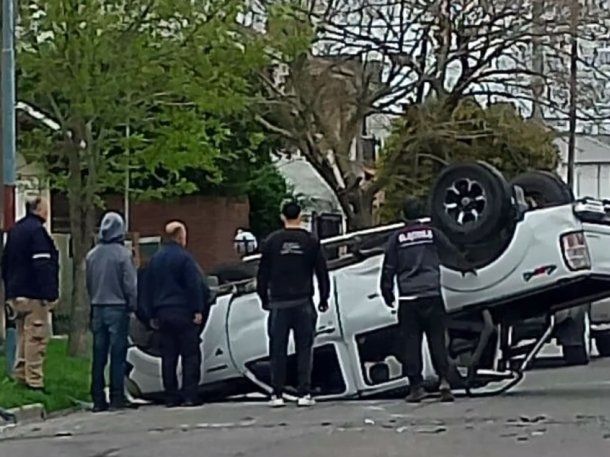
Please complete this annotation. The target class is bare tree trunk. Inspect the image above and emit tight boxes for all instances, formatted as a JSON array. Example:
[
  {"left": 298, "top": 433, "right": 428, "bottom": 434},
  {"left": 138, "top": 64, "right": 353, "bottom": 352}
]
[
  {"left": 66, "top": 142, "right": 95, "bottom": 357},
  {"left": 340, "top": 187, "right": 376, "bottom": 230},
  {"left": 68, "top": 219, "right": 89, "bottom": 357},
  {"left": 567, "top": 0, "right": 579, "bottom": 189}
]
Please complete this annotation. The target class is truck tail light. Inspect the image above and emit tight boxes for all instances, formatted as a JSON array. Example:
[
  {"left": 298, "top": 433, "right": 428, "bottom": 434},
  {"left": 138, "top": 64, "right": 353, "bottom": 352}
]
[{"left": 561, "top": 231, "right": 591, "bottom": 271}]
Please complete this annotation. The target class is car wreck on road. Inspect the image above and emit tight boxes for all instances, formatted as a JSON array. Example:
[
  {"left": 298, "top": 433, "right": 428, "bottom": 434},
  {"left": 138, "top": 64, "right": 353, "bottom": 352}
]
[{"left": 127, "top": 162, "right": 610, "bottom": 401}]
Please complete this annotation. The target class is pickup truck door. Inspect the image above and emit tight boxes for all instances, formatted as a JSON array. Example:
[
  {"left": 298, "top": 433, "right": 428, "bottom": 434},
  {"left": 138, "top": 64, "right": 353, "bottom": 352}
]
[{"left": 333, "top": 255, "right": 436, "bottom": 395}]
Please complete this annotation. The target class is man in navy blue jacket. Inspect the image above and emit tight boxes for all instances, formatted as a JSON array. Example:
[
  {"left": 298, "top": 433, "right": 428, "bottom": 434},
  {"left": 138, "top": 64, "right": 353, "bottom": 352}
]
[
  {"left": 3, "top": 196, "right": 59, "bottom": 391},
  {"left": 142, "top": 221, "right": 210, "bottom": 407}
]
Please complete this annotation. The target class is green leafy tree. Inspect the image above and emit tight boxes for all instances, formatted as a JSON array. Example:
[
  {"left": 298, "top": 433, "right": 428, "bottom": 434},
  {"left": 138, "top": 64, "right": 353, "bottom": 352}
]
[
  {"left": 379, "top": 100, "right": 560, "bottom": 221},
  {"left": 18, "top": 0, "right": 266, "bottom": 355},
  {"left": 188, "top": 113, "right": 290, "bottom": 238}
]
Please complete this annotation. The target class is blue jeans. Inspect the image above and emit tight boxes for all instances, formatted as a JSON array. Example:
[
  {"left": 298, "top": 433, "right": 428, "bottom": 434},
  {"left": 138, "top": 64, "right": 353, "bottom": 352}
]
[{"left": 91, "top": 307, "right": 129, "bottom": 406}]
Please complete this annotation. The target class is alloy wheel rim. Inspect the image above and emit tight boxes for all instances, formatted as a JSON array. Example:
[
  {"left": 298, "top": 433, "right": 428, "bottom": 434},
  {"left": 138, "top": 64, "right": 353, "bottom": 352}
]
[{"left": 444, "top": 178, "right": 487, "bottom": 226}]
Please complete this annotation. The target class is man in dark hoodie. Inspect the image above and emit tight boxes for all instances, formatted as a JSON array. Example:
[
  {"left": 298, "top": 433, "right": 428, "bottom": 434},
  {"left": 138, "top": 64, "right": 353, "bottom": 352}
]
[
  {"left": 380, "top": 197, "right": 475, "bottom": 404},
  {"left": 257, "top": 201, "right": 330, "bottom": 408},
  {"left": 142, "top": 221, "right": 210, "bottom": 407},
  {"left": 86, "top": 212, "right": 137, "bottom": 412}
]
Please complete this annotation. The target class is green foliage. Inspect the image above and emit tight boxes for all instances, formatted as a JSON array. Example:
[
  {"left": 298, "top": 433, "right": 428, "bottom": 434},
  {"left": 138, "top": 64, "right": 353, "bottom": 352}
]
[
  {"left": 184, "top": 112, "right": 290, "bottom": 238},
  {"left": 17, "top": 0, "right": 271, "bottom": 356},
  {"left": 379, "top": 99, "right": 559, "bottom": 221},
  {"left": 18, "top": 0, "right": 267, "bottom": 199},
  {"left": 0, "top": 339, "right": 90, "bottom": 412},
  {"left": 247, "top": 165, "right": 291, "bottom": 238}
]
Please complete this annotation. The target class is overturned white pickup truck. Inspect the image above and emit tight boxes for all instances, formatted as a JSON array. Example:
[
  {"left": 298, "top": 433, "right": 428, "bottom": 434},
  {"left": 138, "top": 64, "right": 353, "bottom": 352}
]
[{"left": 127, "top": 162, "right": 610, "bottom": 400}]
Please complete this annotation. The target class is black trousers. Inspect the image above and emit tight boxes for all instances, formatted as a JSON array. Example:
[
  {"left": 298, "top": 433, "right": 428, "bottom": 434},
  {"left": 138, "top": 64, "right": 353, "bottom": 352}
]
[
  {"left": 268, "top": 303, "right": 317, "bottom": 397},
  {"left": 157, "top": 308, "right": 202, "bottom": 403},
  {"left": 398, "top": 296, "right": 450, "bottom": 387}
]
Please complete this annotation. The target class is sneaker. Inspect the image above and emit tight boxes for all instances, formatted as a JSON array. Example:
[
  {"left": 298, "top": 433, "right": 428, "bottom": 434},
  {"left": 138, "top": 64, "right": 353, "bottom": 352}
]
[
  {"left": 269, "top": 395, "right": 285, "bottom": 408},
  {"left": 165, "top": 399, "right": 183, "bottom": 408},
  {"left": 405, "top": 386, "right": 427, "bottom": 403},
  {"left": 297, "top": 395, "right": 316, "bottom": 407},
  {"left": 110, "top": 399, "right": 139, "bottom": 411},
  {"left": 439, "top": 379, "right": 455, "bottom": 403},
  {"left": 92, "top": 403, "right": 109, "bottom": 413},
  {"left": 439, "top": 387, "right": 455, "bottom": 403},
  {"left": 183, "top": 398, "right": 202, "bottom": 408},
  {"left": 26, "top": 385, "right": 48, "bottom": 394}
]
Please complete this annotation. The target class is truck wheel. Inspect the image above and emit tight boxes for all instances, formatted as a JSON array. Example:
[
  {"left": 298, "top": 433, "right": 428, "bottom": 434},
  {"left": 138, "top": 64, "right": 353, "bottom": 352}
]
[
  {"left": 563, "top": 345, "right": 590, "bottom": 365},
  {"left": 510, "top": 171, "right": 574, "bottom": 208},
  {"left": 431, "top": 162, "right": 513, "bottom": 245},
  {"left": 595, "top": 332, "right": 610, "bottom": 357},
  {"left": 562, "top": 312, "right": 591, "bottom": 366}
]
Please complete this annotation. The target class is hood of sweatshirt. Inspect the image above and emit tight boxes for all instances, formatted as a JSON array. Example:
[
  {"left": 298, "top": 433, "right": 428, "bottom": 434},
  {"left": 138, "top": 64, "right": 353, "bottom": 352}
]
[{"left": 99, "top": 212, "right": 126, "bottom": 244}]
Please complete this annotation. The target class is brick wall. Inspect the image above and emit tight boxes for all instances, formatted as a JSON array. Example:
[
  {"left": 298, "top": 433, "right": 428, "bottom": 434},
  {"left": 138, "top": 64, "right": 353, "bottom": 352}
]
[{"left": 52, "top": 193, "right": 250, "bottom": 269}]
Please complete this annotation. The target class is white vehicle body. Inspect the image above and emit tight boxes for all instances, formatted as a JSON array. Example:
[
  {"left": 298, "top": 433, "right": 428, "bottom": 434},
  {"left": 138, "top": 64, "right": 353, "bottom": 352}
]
[{"left": 126, "top": 199, "right": 610, "bottom": 400}]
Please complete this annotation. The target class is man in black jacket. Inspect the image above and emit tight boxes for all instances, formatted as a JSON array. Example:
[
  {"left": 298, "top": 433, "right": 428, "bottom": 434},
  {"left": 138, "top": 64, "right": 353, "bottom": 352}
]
[
  {"left": 380, "top": 197, "right": 474, "bottom": 403},
  {"left": 257, "top": 201, "right": 330, "bottom": 408},
  {"left": 3, "top": 196, "right": 59, "bottom": 391},
  {"left": 142, "top": 221, "right": 210, "bottom": 407}
]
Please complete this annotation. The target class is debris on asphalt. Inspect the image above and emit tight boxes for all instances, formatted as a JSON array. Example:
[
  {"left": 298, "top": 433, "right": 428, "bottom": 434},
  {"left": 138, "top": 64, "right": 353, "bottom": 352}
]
[
  {"left": 519, "top": 415, "right": 547, "bottom": 423},
  {"left": 396, "top": 426, "right": 408, "bottom": 434},
  {"left": 415, "top": 426, "right": 447, "bottom": 434},
  {"left": 364, "top": 418, "right": 375, "bottom": 425},
  {"left": 196, "top": 422, "right": 236, "bottom": 429},
  {"left": 575, "top": 414, "right": 603, "bottom": 422}
]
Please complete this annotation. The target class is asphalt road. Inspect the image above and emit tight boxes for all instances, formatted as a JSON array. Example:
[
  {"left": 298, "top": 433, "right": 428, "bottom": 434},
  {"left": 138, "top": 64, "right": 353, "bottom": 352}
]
[{"left": 2, "top": 356, "right": 610, "bottom": 457}]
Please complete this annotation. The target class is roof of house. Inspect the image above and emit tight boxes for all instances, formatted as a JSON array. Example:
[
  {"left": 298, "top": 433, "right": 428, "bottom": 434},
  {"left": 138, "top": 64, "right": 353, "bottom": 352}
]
[
  {"left": 273, "top": 154, "right": 343, "bottom": 215},
  {"left": 555, "top": 134, "right": 610, "bottom": 164}
]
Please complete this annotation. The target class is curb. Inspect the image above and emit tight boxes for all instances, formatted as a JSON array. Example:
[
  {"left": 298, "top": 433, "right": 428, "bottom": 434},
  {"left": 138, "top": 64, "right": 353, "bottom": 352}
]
[{"left": 7, "top": 403, "right": 46, "bottom": 424}]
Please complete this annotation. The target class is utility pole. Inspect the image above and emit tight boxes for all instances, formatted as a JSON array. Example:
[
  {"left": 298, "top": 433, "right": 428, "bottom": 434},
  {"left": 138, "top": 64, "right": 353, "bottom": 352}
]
[
  {"left": 124, "top": 122, "right": 130, "bottom": 232},
  {"left": 567, "top": 0, "right": 580, "bottom": 189},
  {"left": 531, "top": 0, "right": 545, "bottom": 120},
  {"left": 1, "top": 0, "right": 17, "bottom": 377}
]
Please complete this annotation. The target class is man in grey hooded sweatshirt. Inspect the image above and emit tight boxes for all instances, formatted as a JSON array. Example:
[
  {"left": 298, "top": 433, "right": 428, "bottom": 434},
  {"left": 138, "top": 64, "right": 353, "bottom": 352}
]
[{"left": 86, "top": 212, "right": 137, "bottom": 412}]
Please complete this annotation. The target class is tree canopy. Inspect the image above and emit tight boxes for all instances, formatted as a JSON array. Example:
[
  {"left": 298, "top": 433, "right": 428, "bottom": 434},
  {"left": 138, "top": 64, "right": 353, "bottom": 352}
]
[
  {"left": 249, "top": 0, "right": 610, "bottom": 229},
  {"left": 17, "top": 0, "right": 268, "bottom": 355},
  {"left": 379, "top": 100, "right": 560, "bottom": 221}
]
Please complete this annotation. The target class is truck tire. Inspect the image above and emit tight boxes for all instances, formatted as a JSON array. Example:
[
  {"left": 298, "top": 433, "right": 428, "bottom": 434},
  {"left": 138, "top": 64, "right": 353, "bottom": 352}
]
[
  {"left": 563, "top": 345, "right": 590, "bottom": 365},
  {"left": 431, "top": 162, "right": 513, "bottom": 245},
  {"left": 562, "top": 312, "right": 591, "bottom": 366},
  {"left": 595, "top": 332, "right": 610, "bottom": 357},
  {"left": 510, "top": 171, "right": 574, "bottom": 208}
]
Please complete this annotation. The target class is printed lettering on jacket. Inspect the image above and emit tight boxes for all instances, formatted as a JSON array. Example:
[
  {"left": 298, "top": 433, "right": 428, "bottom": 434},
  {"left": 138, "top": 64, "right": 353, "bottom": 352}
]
[
  {"left": 280, "top": 241, "right": 304, "bottom": 255},
  {"left": 397, "top": 228, "right": 434, "bottom": 247}
]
